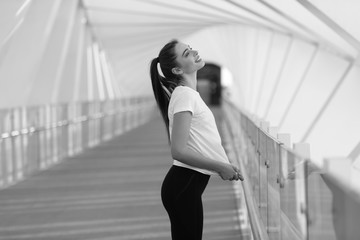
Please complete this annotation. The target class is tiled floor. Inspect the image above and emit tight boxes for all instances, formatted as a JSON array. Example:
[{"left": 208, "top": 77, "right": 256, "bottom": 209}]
[{"left": 0, "top": 110, "right": 248, "bottom": 239}]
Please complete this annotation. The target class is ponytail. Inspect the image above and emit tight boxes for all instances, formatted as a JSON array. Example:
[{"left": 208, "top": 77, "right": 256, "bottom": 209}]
[
  {"left": 149, "top": 39, "right": 182, "bottom": 143},
  {"left": 150, "top": 58, "right": 171, "bottom": 142}
]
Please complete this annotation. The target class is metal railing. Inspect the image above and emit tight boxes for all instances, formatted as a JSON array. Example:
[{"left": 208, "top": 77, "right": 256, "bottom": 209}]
[
  {"left": 222, "top": 97, "right": 360, "bottom": 240},
  {"left": 0, "top": 97, "right": 156, "bottom": 189}
]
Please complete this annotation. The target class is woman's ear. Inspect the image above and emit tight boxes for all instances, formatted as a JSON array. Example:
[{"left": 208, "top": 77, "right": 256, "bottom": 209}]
[{"left": 172, "top": 67, "right": 183, "bottom": 75}]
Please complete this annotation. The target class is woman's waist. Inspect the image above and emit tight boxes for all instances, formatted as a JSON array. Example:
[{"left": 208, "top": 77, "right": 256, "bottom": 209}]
[{"left": 187, "top": 143, "right": 229, "bottom": 163}]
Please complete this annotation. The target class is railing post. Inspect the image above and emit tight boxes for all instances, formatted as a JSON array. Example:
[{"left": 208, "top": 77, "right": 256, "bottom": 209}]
[
  {"left": 260, "top": 121, "right": 269, "bottom": 132},
  {"left": 293, "top": 143, "right": 311, "bottom": 239},
  {"left": 268, "top": 126, "right": 278, "bottom": 138},
  {"left": 277, "top": 133, "right": 291, "bottom": 188},
  {"left": 266, "top": 130, "right": 281, "bottom": 240},
  {"left": 277, "top": 133, "right": 291, "bottom": 148},
  {"left": 259, "top": 121, "right": 269, "bottom": 228}
]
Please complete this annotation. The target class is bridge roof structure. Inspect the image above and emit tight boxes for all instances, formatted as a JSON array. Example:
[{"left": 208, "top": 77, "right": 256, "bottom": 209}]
[
  {"left": 1, "top": 0, "right": 360, "bottom": 176},
  {"left": 84, "top": 0, "right": 360, "bottom": 167}
]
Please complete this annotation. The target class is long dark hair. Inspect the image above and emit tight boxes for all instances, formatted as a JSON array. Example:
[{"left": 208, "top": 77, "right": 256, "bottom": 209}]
[{"left": 150, "top": 39, "right": 183, "bottom": 142}]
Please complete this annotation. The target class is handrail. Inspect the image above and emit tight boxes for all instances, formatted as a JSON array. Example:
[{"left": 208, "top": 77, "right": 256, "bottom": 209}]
[
  {"left": 0, "top": 100, "right": 147, "bottom": 140},
  {"left": 0, "top": 97, "right": 156, "bottom": 189},
  {"left": 222, "top": 108, "right": 269, "bottom": 240},
  {"left": 221, "top": 96, "right": 360, "bottom": 240}
]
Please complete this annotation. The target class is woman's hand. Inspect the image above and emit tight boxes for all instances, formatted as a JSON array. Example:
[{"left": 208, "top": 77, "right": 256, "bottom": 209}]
[
  {"left": 231, "top": 165, "right": 244, "bottom": 181},
  {"left": 218, "top": 163, "right": 244, "bottom": 181}
]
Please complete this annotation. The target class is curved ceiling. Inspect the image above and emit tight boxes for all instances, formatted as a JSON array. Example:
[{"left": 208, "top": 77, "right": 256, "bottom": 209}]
[
  {"left": 83, "top": 0, "right": 360, "bottom": 58},
  {"left": 82, "top": 0, "right": 360, "bottom": 102}
]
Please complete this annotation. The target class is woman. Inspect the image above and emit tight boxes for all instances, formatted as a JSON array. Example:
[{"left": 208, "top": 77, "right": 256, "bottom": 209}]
[{"left": 149, "top": 39, "right": 243, "bottom": 240}]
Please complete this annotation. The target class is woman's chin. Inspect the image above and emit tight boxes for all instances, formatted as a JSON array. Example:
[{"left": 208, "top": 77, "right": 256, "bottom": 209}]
[{"left": 198, "top": 60, "right": 206, "bottom": 69}]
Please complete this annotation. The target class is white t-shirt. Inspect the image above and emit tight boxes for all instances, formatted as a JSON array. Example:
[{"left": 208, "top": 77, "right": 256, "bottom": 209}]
[{"left": 168, "top": 86, "right": 230, "bottom": 175}]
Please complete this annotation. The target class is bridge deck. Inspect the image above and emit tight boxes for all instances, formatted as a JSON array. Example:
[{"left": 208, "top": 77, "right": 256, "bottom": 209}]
[{"left": 0, "top": 110, "right": 248, "bottom": 240}]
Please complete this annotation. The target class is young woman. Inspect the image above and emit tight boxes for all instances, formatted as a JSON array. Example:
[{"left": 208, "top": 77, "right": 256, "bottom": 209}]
[{"left": 149, "top": 39, "right": 243, "bottom": 240}]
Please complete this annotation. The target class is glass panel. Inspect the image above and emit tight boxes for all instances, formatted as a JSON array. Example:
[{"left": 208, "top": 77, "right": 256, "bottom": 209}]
[
  {"left": 0, "top": 98, "right": 152, "bottom": 190},
  {"left": 317, "top": 174, "right": 360, "bottom": 239},
  {"left": 307, "top": 168, "right": 336, "bottom": 240},
  {"left": 73, "top": 102, "right": 82, "bottom": 154},
  {"left": 246, "top": 122, "right": 260, "bottom": 207},
  {"left": 259, "top": 131, "right": 268, "bottom": 226},
  {"left": 0, "top": 109, "right": 8, "bottom": 186},
  {"left": 12, "top": 108, "right": 23, "bottom": 180},
  {"left": 60, "top": 104, "right": 69, "bottom": 158},
  {"left": 116, "top": 99, "right": 124, "bottom": 135},
  {"left": 280, "top": 149, "right": 307, "bottom": 240},
  {"left": 81, "top": 102, "right": 90, "bottom": 149},
  {"left": 3, "top": 110, "right": 14, "bottom": 184},
  {"left": 267, "top": 138, "right": 281, "bottom": 240},
  {"left": 25, "top": 106, "right": 39, "bottom": 174}
]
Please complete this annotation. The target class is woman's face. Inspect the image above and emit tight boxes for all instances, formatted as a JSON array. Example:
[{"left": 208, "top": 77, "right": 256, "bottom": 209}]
[{"left": 174, "top": 42, "right": 205, "bottom": 74}]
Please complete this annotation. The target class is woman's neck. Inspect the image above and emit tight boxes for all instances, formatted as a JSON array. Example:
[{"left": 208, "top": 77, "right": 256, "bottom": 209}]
[{"left": 181, "top": 72, "right": 197, "bottom": 91}]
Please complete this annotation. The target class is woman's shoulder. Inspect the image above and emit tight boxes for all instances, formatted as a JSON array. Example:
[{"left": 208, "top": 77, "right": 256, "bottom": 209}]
[
  {"left": 169, "top": 86, "right": 198, "bottom": 107},
  {"left": 172, "top": 86, "right": 198, "bottom": 97}
]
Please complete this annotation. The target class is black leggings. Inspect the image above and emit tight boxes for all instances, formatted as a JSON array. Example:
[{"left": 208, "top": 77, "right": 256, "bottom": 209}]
[{"left": 161, "top": 165, "right": 210, "bottom": 240}]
